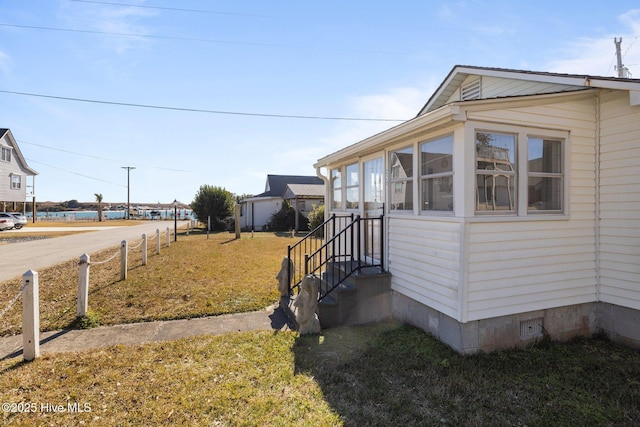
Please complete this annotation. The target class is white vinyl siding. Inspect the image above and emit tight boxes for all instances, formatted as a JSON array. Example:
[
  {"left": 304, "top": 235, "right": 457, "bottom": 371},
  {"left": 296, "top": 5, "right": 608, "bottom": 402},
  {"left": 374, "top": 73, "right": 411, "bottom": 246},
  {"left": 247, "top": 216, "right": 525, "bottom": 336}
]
[
  {"left": 465, "top": 220, "right": 597, "bottom": 320},
  {"left": 462, "top": 96, "right": 597, "bottom": 320},
  {"left": 598, "top": 90, "right": 640, "bottom": 310},
  {"left": 388, "top": 217, "right": 462, "bottom": 320},
  {"left": 446, "top": 75, "right": 584, "bottom": 105}
]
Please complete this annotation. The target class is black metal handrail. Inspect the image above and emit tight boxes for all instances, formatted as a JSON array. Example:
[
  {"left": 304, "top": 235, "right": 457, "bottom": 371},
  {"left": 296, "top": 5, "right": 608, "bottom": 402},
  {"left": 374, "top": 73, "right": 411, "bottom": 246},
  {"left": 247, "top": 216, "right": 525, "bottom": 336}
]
[{"left": 286, "top": 213, "right": 384, "bottom": 302}]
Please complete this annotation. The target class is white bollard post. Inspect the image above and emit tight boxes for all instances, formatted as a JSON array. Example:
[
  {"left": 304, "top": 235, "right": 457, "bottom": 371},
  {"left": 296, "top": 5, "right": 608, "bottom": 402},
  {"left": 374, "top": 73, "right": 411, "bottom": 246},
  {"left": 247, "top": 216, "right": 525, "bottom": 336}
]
[
  {"left": 142, "top": 234, "right": 148, "bottom": 266},
  {"left": 166, "top": 227, "right": 170, "bottom": 247},
  {"left": 120, "top": 240, "right": 128, "bottom": 281},
  {"left": 156, "top": 228, "right": 161, "bottom": 254},
  {"left": 22, "top": 270, "right": 40, "bottom": 361},
  {"left": 77, "top": 254, "right": 90, "bottom": 317}
]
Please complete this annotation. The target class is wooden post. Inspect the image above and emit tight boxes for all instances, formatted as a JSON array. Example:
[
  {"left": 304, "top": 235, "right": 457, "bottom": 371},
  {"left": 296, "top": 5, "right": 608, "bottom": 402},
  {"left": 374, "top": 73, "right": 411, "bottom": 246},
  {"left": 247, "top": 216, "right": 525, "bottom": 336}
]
[
  {"left": 77, "top": 254, "right": 90, "bottom": 317},
  {"left": 142, "top": 234, "right": 148, "bottom": 266},
  {"left": 22, "top": 270, "right": 40, "bottom": 361},
  {"left": 156, "top": 228, "right": 161, "bottom": 254},
  {"left": 120, "top": 240, "right": 128, "bottom": 281},
  {"left": 235, "top": 204, "right": 241, "bottom": 239},
  {"left": 166, "top": 227, "right": 170, "bottom": 247}
]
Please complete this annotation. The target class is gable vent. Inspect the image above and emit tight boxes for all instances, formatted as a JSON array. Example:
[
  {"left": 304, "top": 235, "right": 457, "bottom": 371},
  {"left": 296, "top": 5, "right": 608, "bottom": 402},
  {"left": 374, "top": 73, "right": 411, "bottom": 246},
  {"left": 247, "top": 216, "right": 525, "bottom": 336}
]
[{"left": 461, "top": 79, "right": 481, "bottom": 101}]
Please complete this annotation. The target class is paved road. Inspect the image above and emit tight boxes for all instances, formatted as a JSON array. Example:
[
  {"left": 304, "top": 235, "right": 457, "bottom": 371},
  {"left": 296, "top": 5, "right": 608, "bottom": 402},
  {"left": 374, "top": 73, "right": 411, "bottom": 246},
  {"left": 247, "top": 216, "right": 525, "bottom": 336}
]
[{"left": 0, "top": 221, "right": 182, "bottom": 282}]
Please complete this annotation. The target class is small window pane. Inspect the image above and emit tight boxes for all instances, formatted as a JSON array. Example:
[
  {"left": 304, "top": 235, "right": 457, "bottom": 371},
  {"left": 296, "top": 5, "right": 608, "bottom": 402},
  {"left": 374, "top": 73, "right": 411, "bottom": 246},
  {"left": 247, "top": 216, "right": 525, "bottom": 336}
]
[
  {"left": 346, "top": 163, "right": 359, "bottom": 186},
  {"left": 332, "top": 189, "right": 342, "bottom": 209},
  {"left": 476, "top": 132, "right": 515, "bottom": 171},
  {"left": 476, "top": 174, "right": 515, "bottom": 211},
  {"left": 421, "top": 135, "right": 453, "bottom": 175},
  {"left": 528, "top": 177, "right": 562, "bottom": 211},
  {"left": 390, "top": 147, "right": 413, "bottom": 178},
  {"left": 346, "top": 187, "right": 359, "bottom": 209},
  {"left": 529, "top": 138, "right": 561, "bottom": 173},
  {"left": 331, "top": 169, "right": 341, "bottom": 188},
  {"left": 390, "top": 180, "right": 413, "bottom": 210},
  {"left": 421, "top": 177, "right": 453, "bottom": 211}
]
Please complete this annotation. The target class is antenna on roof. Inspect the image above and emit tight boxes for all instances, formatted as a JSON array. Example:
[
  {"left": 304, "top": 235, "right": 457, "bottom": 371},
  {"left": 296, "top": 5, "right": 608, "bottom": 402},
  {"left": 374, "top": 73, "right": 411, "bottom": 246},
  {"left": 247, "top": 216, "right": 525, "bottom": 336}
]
[{"left": 614, "top": 37, "right": 631, "bottom": 78}]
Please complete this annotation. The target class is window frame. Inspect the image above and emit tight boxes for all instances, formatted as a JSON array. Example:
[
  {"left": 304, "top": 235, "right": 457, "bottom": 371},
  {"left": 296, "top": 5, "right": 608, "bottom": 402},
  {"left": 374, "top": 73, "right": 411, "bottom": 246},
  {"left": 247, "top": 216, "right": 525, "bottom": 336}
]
[
  {"left": 472, "top": 124, "right": 568, "bottom": 217},
  {"left": 1, "top": 146, "right": 11, "bottom": 162},
  {"left": 388, "top": 146, "right": 414, "bottom": 212},
  {"left": 10, "top": 173, "right": 22, "bottom": 190},
  {"left": 345, "top": 163, "right": 359, "bottom": 210},
  {"left": 420, "top": 134, "right": 454, "bottom": 212}
]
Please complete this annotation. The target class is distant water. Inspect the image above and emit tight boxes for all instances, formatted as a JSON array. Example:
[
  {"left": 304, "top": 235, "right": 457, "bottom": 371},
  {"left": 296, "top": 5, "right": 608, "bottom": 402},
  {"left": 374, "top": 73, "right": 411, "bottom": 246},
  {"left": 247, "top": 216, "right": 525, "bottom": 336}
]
[{"left": 27, "top": 209, "right": 192, "bottom": 221}]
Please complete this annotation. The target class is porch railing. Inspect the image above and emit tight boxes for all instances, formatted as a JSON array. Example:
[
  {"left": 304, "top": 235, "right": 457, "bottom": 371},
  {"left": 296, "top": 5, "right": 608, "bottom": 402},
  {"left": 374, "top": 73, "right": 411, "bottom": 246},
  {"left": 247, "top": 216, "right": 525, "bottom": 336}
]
[{"left": 287, "top": 213, "right": 384, "bottom": 302}]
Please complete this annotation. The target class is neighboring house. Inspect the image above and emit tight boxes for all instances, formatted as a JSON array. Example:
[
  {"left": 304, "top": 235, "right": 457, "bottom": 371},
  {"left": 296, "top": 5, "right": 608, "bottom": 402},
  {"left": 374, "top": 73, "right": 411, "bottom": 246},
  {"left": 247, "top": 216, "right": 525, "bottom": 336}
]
[
  {"left": 314, "top": 65, "right": 640, "bottom": 353},
  {"left": 240, "top": 174, "right": 324, "bottom": 231},
  {"left": 0, "top": 129, "right": 38, "bottom": 213}
]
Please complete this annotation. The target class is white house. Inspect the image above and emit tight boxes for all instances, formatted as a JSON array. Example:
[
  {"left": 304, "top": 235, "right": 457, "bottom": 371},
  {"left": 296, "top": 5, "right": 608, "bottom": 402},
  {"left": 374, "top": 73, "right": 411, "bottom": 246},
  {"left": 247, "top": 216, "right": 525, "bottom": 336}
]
[
  {"left": 0, "top": 129, "right": 37, "bottom": 213},
  {"left": 240, "top": 175, "right": 324, "bottom": 231},
  {"left": 314, "top": 65, "right": 640, "bottom": 353}
]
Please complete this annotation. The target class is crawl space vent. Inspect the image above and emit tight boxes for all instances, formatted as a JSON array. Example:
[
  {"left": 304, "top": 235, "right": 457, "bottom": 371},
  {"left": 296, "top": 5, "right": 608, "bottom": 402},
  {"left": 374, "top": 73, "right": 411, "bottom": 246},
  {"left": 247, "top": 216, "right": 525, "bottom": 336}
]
[{"left": 520, "top": 318, "right": 543, "bottom": 339}]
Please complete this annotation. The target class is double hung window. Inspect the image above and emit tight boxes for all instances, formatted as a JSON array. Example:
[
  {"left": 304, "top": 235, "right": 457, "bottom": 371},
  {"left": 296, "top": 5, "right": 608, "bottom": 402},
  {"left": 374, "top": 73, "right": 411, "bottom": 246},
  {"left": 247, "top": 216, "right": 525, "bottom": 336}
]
[
  {"left": 389, "top": 147, "right": 413, "bottom": 211},
  {"left": 421, "top": 135, "right": 454, "bottom": 211}
]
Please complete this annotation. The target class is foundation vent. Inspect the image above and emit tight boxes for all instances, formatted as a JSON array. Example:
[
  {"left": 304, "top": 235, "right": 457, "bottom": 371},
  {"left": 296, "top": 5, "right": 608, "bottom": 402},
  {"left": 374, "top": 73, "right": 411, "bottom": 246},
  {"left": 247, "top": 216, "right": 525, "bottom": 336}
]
[{"left": 520, "top": 318, "right": 543, "bottom": 339}]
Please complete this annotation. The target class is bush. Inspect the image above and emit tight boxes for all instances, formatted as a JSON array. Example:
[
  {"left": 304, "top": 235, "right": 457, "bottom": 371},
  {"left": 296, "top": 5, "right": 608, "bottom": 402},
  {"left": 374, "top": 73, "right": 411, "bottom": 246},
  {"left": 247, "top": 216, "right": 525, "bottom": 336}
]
[
  {"left": 267, "top": 201, "right": 295, "bottom": 231},
  {"left": 307, "top": 204, "right": 325, "bottom": 237}
]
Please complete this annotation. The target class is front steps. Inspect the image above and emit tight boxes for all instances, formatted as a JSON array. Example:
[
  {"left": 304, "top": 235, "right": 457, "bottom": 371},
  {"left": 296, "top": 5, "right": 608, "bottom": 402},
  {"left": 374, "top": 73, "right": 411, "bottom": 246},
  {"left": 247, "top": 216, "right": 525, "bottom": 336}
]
[{"left": 281, "top": 265, "right": 392, "bottom": 330}]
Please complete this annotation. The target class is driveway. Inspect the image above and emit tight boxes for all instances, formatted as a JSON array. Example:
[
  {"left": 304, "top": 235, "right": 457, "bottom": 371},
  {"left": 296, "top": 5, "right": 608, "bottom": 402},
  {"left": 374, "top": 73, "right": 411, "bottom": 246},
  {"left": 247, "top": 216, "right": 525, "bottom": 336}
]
[{"left": 0, "top": 221, "right": 181, "bottom": 282}]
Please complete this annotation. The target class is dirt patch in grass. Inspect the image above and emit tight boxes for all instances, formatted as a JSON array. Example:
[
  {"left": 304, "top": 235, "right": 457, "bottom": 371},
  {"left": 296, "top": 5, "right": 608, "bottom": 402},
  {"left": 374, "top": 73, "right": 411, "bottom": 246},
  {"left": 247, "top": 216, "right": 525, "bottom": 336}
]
[{"left": 0, "top": 230, "right": 295, "bottom": 336}]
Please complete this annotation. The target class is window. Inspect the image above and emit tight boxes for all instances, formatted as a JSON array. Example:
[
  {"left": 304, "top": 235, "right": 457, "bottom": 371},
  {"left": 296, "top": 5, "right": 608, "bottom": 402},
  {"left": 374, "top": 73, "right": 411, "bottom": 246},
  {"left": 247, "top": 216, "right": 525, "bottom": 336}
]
[
  {"left": 10, "top": 174, "right": 21, "bottom": 190},
  {"left": 475, "top": 129, "right": 564, "bottom": 215},
  {"left": 389, "top": 147, "right": 413, "bottom": 211},
  {"left": 528, "top": 138, "right": 562, "bottom": 212},
  {"left": 345, "top": 163, "right": 359, "bottom": 209},
  {"left": 475, "top": 132, "right": 516, "bottom": 212},
  {"left": 1, "top": 146, "right": 10, "bottom": 162},
  {"left": 331, "top": 168, "right": 342, "bottom": 210},
  {"left": 421, "top": 135, "right": 454, "bottom": 211}
]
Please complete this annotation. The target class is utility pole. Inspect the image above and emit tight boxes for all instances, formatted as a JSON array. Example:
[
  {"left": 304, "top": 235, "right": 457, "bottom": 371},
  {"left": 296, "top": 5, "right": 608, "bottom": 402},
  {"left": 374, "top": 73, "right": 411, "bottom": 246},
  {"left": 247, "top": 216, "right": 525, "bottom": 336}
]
[
  {"left": 614, "top": 37, "right": 629, "bottom": 78},
  {"left": 121, "top": 166, "right": 136, "bottom": 219}
]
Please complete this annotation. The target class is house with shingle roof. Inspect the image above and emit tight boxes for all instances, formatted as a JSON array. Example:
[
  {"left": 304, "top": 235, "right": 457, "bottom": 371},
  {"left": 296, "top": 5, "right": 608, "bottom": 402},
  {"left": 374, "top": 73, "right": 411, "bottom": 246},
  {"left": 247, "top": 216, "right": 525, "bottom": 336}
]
[
  {"left": 240, "top": 174, "right": 324, "bottom": 231},
  {"left": 312, "top": 65, "right": 640, "bottom": 352},
  {"left": 0, "top": 129, "right": 38, "bottom": 213}
]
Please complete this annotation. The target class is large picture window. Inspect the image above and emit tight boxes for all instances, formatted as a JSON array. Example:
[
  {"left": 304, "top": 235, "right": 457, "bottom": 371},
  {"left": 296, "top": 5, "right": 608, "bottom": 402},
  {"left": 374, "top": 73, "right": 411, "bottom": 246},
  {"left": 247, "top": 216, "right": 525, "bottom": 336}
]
[
  {"left": 389, "top": 147, "right": 413, "bottom": 211},
  {"left": 421, "top": 135, "right": 454, "bottom": 211}
]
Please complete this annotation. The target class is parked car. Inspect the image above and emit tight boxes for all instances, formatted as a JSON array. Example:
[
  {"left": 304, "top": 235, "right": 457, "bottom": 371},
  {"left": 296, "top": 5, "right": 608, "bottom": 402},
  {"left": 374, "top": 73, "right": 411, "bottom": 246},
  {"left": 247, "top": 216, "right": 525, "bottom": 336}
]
[
  {"left": 0, "top": 215, "right": 14, "bottom": 231},
  {"left": 7, "top": 212, "right": 27, "bottom": 229}
]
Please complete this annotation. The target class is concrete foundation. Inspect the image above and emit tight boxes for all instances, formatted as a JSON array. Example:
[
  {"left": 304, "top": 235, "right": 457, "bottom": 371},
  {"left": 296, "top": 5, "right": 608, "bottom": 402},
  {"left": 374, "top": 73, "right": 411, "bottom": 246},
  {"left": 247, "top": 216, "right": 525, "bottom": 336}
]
[{"left": 392, "top": 292, "right": 638, "bottom": 354}]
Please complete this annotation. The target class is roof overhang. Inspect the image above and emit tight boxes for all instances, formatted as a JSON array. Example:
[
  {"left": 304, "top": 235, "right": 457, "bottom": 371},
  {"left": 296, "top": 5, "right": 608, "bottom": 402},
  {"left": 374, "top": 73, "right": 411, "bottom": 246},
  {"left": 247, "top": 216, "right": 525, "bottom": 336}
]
[{"left": 315, "top": 104, "right": 464, "bottom": 169}]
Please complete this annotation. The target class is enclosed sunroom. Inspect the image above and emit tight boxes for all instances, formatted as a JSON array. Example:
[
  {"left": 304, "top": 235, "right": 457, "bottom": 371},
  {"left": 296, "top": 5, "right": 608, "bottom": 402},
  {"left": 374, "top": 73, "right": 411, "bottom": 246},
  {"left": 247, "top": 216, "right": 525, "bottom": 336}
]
[{"left": 313, "top": 66, "right": 640, "bottom": 353}]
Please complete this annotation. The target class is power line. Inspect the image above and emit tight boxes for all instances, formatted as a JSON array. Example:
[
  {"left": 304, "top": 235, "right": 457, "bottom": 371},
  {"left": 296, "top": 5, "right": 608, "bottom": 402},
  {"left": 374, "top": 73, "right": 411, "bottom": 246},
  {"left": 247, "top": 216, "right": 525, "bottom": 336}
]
[
  {"left": 25, "top": 158, "right": 126, "bottom": 187},
  {"left": 69, "top": 0, "right": 271, "bottom": 18},
  {"left": 0, "top": 90, "right": 407, "bottom": 122},
  {"left": 17, "top": 139, "right": 191, "bottom": 173}
]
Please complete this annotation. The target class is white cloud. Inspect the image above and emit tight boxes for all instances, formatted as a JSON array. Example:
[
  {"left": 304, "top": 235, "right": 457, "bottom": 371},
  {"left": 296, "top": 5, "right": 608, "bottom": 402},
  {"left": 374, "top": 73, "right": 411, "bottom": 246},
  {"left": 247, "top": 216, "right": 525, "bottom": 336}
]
[{"left": 546, "top": 9, "right": 640, "bottom": 77}]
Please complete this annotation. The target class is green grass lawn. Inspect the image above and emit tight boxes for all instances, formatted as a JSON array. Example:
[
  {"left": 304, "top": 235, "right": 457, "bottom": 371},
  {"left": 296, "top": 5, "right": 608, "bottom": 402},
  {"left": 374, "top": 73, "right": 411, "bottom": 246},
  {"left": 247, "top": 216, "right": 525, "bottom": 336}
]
[{"left": 1, "top": 228, "right": 639, "bottom": 425}]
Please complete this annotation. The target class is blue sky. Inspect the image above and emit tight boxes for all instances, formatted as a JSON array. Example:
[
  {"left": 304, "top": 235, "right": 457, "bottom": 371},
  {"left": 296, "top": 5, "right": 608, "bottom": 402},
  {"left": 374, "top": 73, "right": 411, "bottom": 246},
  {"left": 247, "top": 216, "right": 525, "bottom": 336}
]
[{"left": 1, "top": 1, "right": 639, "bottom": 206}]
